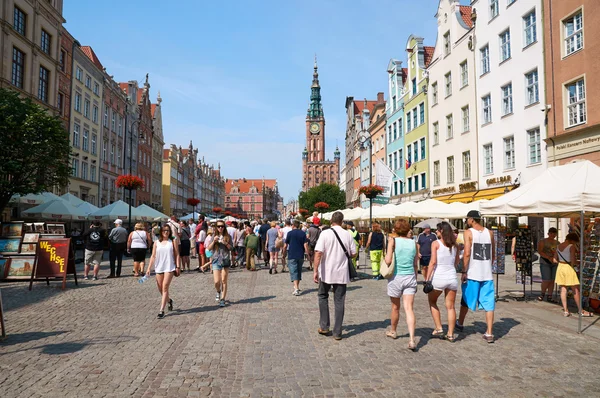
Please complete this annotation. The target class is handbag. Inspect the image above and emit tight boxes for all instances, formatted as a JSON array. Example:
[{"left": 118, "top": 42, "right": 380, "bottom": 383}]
[
  {"left": 423, "top": 246, "right": 439, "bottom": 294},
  {"left": 332, "top": 228, "right": 358, "bottom": 279},
  {"left": 275, "top": 233, "right": 284, "bottom": 249},
  {"left": 380, "top": 234, "right": 395, "bottom": 279}
]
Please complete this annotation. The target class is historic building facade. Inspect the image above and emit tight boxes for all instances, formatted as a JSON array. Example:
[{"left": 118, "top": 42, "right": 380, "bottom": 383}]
[
  {"left": 360, "top": 93, "right": 387, "bottom": 208},
  {"left": 302, "top": 60, "right": 340, "bottom": 192},
  {"left": 135, "top": 76, "right": 154, "bottom": 206},
  {"left": 386, "top": 60, "right": 407, "bottom": 200},
  {"left": 225, "top": 179, "right": 282, "bottom": 220},
  {"left": 120, "top": 81, "right": 140, "bottom": 206},
  {"left": 151, "top": 93, "right": 164, "bottom": 210}
]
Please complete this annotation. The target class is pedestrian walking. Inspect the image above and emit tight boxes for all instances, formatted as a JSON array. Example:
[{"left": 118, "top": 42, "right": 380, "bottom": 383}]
[
  {"left": 195, "top": 215, "right": 208, "bottom": 272},
  {"left": 189, "top": 219, "right": 197, "bottom": 259},
  {"left": 266, "top": 221, "right": 281, "bottom": 274},
  {"left": 384, "top": 219, "right": 418, "bottom": 350},
  {"left": 179, "top": 221, "right": 192, "bottom": 272},
  {"left": 456, "top": 210, "right": 496, "bottom": 343},
  {"left": 281, "top": 220, "right": 293, "bottom": 270},
  {"left": 313, "top": 211, "right": 357, "bottom": 340},
  {"left": 426, "top": 222, "right": 460, "bottom": 342},
  {"left": 202, "top": 228, "right": 214, "bottom": 273},
  {"left": 128, "top": 222, "right": 151, "bottom": 277},
  {"left": 365, "top": 223, "right": 385, "bottom": 280},
  {"left": 108, "top": 219, "right": 128, "bottom": 278},
  {"left": 234, "top": 222, "right": 247, "bottom": 268},
  {"left": 538, "top": 227, "right": 558, "bottom": 302},
  {"left": 244, "top": 225, "right": 259, "bottom": 271},
  {"left": 417, "top": 224, "right": 437, "bottom": 279},
  {"left": 146, "top": 224, "right": 181, "bottom": 319},
  {"left": 343, "top": 221, "right": 360, "bottom": 270},
  {"left": 286, "top": 220, "right": 309, "bottom": 296},
  {"left": 207, "top": 221, "right": 234, "bottom": 307},
  {"left": 151, "top": 222, "right": 161, "bottom": 244},
  {"left": 259, "top": 219, "right": 270, "bottom": 265},
  {"left": 306, "top": 219, "right": 321, "bottom": 270},
  {"left": 554, "top": 232, "right": 593, "bottom": 317},
  {"left": 82, "top": 221, "right": 106, "bottom": 281},
  {"left": 168, "top": 215, "right": 181, "bottom": 241}
]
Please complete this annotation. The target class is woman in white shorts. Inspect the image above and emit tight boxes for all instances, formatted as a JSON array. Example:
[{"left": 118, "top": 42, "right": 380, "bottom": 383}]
[
  {"left": 426, "top": 222, "right": 460, "bottom": 342},
  {"left": 384, "top": 218, "right": 418, "bottom": 351}
]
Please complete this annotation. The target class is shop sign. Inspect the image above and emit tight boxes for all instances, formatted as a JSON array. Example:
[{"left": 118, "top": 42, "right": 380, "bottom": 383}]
[
  {"left": 486, "top": 175, "right": 511, "bottom": 186},
  {"left": 554, "top": 133, "right": 600, "bottom": 159},
  {"left": 432, "top": 186, "right": 456, "bottom": 195},
  {"left": 459, "top": 181, "right": 477, "bottom": 193}
]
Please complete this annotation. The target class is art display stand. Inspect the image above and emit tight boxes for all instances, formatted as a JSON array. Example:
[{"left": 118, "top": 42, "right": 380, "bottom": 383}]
[
  {"left": 514, "top": 228, "right": 533, "bottom": 301},
  {"left": 583, "top": 222, "right": 600, "bottom": 303},
  {"left": 29, "top": 238, "right": 78, "bottom": 290},
  {"left": 0, "top": 288, "right": 5, "bottom": 339},
  {"left": 492, "top": 228, "right": 507, "bottom": 302}
]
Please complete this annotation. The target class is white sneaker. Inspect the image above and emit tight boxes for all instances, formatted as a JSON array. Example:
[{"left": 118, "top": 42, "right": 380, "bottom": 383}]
[
  {"left": 293, "top": 289, "right": 300, "bottom": 296},
  {"left": 215, "top": 292, "right": 220, "bottom": 302}
]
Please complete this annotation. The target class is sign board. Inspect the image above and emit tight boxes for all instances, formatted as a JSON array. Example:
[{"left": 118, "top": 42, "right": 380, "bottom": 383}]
[
  {"left": 375, "top": 159, "right": 394, "bottom": 198},
  {"left": 30, "top": 238, "right": 78, "bottom": 290}
]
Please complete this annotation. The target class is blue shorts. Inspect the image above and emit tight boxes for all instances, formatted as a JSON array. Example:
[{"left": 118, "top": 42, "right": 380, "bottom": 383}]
[
  {"left": 211, "top": 257, "right": 230, "bottom": 271},
  {"left": 287, "top": 257, "right": 303, "bottom": 282},
  {"left": 461, "top": 279, "right": 495, "bottom": 312}
]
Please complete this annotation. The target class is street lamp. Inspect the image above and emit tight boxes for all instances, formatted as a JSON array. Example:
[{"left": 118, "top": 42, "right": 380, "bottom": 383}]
[
  {"left": 358, "top": 133, "right": 373, "bottom": 228},
  {"left": 126, "top": 118, "right": 144, "bottom": 231}
]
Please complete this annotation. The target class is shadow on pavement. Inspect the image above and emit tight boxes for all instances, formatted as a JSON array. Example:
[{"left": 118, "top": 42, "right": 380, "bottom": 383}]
[
  {"left": 460, "top": 317, "right": 520, "bottom": 340},
  {"left": 1, "top": 335, "right": 139, "bottom": 355},
  {"left": 343, "top": 320, "right": 389, "bottom": 338},
  {"left": 0, "top": 330, "right": 69, "bottom": 347},
  {"left": 1, "top": 282, "right": 106, "bottom": 312},
  {"left": 232, "top": 295, "right": 275, "bottom": 305}
]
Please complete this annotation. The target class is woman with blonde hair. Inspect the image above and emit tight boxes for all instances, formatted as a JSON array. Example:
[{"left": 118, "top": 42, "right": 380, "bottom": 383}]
[
  {"left": 207, "top": 221, "right": 234, "bottom": 307},
  {"left": 384, "top": 218, "right": 418, "bottom": 350},
  {"left": 146, "top": 224, "right": 180, "bottom": 318},
  {"left": 266, "top": 221, "right": 282, "bottom": 274},
  {"left": 554, "top": 232, "right": 593, "bottom": 317},
  {"left": 128, "top": 222, "right": 151, "bottom": 276}
]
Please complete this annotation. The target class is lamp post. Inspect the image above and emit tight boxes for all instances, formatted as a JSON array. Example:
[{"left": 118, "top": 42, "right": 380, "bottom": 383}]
[
  {"left": 126, "top": 117, "right": 144, "bottom": 232},
  {"left": 358, "top": 133, "right": 373, "bottom": 228}
]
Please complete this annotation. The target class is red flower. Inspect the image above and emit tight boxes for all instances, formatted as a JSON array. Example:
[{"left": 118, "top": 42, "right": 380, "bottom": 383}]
[
  {"left": 224, "top": 211, "right": 232, "bottom": 216},
  {"left": 314, "top": 202, "right": 329, "bottom": 210},
  {"left": 212, "top": 207, "right": 223, "bottom": 214},
  {"left": 359, "top": 184, "right": 384, "bottom": 199},
  {"left": 290, "top": 212, "right": 298, "bottom": 216},
  {"left": 187, "top": 198, "right": 200, "bottom": 206},
  {"left": 299, "top": 208, "right": 309, "bottom": 215},
  {"left": 116, "top": 175, "right": 145, "bottom": 190}
]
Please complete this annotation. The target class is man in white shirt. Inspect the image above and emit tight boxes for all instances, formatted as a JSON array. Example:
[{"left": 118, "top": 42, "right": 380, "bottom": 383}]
[
  {"left": 313, "top": 211, "right": 357, "bottom": 340},
  {"left": 281, "top": 220, "right": 293, "bottom": 270},
  {"left": 168, "top": 216, "right": 181, "bottom": 241},
  {"left": 189, "top": 220, "right": 197, "bottom": 258}
]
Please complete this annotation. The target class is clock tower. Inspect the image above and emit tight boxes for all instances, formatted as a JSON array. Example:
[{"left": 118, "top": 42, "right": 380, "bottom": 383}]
[{"left": 302, "top": 57, "right": 340, "bottom": 192}]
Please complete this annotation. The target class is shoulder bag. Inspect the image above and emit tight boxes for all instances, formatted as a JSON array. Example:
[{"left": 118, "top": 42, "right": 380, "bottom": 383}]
[
  {"left": 331, "top": 228, "right": 358, "bottom": 279},
  {"left": 423, "top": 244, "right": 440, "bottom": 294},
  {"left": 275, "top": 231, "right": 284, "bottom": 249},
  {"left": 380, "top": 235, "right": 395, "bottom": 279}
]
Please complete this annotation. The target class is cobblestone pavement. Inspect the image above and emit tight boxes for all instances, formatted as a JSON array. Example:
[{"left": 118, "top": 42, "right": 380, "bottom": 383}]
[{"left": 2, "top": 254, "right": 600, "bottom": 397}]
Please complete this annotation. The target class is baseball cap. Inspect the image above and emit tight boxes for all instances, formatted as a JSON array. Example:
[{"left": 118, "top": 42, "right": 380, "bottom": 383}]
[
  {"left": 345, "top": 220, "right": 354, "bottom": 227},
  {"left": 114, "top": 219, "right": 122, "bottom": 225},
  {"left": 466, "top": 210, "right": 481, "bottom": 219}
]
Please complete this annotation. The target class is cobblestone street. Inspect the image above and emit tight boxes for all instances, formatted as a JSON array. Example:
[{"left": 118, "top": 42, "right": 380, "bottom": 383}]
[{"left": 2, "top": 255, "right": 600, "bottom": 397}]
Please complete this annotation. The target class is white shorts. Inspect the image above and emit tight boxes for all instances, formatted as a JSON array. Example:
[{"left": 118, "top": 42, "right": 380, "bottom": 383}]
[
  {"left": 387, "top": 274, "right": 417, "bottom": 297},
  {"left": 432, "top": 277, "right": 458, "bottom": 292}
]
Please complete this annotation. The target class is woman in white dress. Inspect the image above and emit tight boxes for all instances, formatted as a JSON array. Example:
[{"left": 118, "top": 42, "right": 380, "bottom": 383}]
[{"left": 146, "top": 224, "right": 181, "bottom": 318}]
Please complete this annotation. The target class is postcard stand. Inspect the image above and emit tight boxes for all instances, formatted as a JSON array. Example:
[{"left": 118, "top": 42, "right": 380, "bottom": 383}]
[
  {"left": 514, "top": 228, "right": 534, "bottom": 301},
  {"left": 29, "top": 238, "right": 78, "bottom": 291}
]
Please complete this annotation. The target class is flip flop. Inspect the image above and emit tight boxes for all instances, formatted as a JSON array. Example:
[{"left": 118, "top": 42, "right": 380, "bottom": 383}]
[
  {"left": 580, "top": 311, "right": 593, "bottom": 317},
  {"left": 385, "top": 330, "right": 397, "bottom": 339}
]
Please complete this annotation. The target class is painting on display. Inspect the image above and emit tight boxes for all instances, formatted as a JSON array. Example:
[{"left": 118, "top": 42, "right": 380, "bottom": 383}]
[
  {"left": 0, "top": 238, "right": 21, "bottom": 255},
  {"left": 20, "top": 243, "right": 37, "bottom": 255},
  {"left": 0, "top": 258, "right": 9, "bottom": 279},
  {"left": 34, "top": 223, "right": 45, "bottom": 233},
  {"left": 24, "top": 223, "right": 34, "bottom": 233},
  {"left": 5, "top": 256, "right": 35, "bottom": 279},
  {"left": 23, "top": 233, "right": 40, "bottom": 243},
  {"left": 46, "top": 224, "right": 65, "bottom": 235},
  {"left": 1, "top": 222, "right": 24, "bottom": 238}
]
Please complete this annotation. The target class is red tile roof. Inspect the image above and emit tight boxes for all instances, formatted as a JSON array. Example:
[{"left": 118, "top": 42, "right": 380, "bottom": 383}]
[
  {"left": 119, "top": 82, "right": 129, "bottom": 94},
  {"left": 136, "top": 89, "right": 144, "bottom": 105},
  {"left": 163, "top": 149, "right": 170, "bottom": 160},
  {"left": 225, "top": 179, "right": 277, "bottom": 194},
  {"left": 423, "top": 46, "right": 435, "bottom": 68},
  {"left": 80, "top": 46, "right": 104, "bottom": 71},
  {"left": 151, "top": 104, "right": 157, "bottom": 117},
  {"left": 353, "top": 100, "right": 377, "bottom": 116},
  {"left": 459, "top": 6, "right": 473, "bottom": 28}
]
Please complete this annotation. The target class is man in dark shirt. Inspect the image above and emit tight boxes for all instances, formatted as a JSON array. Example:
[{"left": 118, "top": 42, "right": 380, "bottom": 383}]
[
  {"left": 108, "top": 219, "right": 128, "bottom": 278},
  {"left": 286, "top": 220, "right": 309, "bottom": 296},
  {"left": 259, "top": 219, "right": 271, "bottom": 265},
  {"left": 82, "top": 221, "right": 106, "bottom": 281},
  {"left": 417, "top": 224, "right": 437, "bottom": 279}
]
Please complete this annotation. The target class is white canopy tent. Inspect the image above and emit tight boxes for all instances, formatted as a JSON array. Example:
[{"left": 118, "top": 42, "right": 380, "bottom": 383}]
[
  {"left": 136, "top": 204, "right": 169, "bottom": 221},
  {"left": 22, "top": 199, "right": 88, "bottom": 220},
  {"left": 88, "top": 200, "right": 145, "bottom": 222},
  {"left": 480, "top": 160, "right": 600, "bottom": 333},
  {"left": 76, "top": 201, "right": 100, "bottom": 215},
  {"left": 10, "top": 192, "right": 62, "bottom": 205},
  {"left": 61, "top": 193, "right": 86, "bottom": 207}
]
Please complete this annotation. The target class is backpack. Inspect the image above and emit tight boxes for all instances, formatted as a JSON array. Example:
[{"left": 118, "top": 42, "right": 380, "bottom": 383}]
[{"left": 308, "top": 226, "right": 321, "bottom": 249}]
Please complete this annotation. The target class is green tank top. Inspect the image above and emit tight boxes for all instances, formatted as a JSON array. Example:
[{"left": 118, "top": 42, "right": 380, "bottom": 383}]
[{"left": 394, "top": 237, "right": 416, "bottom": 275}]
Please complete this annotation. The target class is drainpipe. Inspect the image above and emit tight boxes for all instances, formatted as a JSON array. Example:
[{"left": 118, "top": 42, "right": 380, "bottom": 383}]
[{"left": 471, "top": 10, "right": 480, "bottom": 193}]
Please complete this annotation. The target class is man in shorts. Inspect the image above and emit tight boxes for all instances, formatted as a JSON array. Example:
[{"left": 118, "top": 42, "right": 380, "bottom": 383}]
[
  {"left": 285, "top": 220, "right": 309, "bottom": 296},
  {"left": 82, "top": 221, "right": 106, "bottom": 280},
  {"left": 417, "top": 224, "right": 437, "bottom": 278},
  {"left": 457, "top": 210, "right": 496, "bottom": 343}
]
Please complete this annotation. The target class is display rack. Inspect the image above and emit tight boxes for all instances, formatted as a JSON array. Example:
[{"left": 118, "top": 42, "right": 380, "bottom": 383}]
[
  {"left": 514, "top": 228, "right": 533, "bottom": 300},
  {"left": 584, "top": 222, "right": 600, "bottom": 300},
  {"left": 492, "top": 228, "right": 507, "bottom": 302}
]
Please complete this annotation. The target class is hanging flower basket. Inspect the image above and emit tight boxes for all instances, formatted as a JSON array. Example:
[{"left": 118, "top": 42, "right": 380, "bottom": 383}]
[
  {"left": 359, "top": 184, "right": 384, "bottom": 199},
  {"left": 290, "top": 212, "right": 298, "bottom": 217},
  {"left": 187, "top": 198, "right": 200, "bottom": 207},
  {"left": 224, "top": 211, "right": 232, "bottom": 216},
  {"left": 212, "top": 207, "right": 223, "bottom": 215},
  {"left": 116, "top": 174, "right": 145, "bottom": 190},
  {"left": 299, "top": 208, "right": 309, "bottom": 216},
  {"left": 314, "top": 202, "right": 329, "bottom": 211}
]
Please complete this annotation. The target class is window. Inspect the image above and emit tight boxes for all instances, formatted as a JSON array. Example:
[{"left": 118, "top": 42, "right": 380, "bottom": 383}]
[
  {"left": 74, "top": 93, "right": 81, "bottom": 112},
  {"left": 117, "top": 147, "right": 122, "bottom": 167},
  {"left": 480, "top": 45, "right": 490, "bottom": 75},
  {"left": 57, "top": 93, "right": 64, "bottom": 115},
  {"left": 523, "top": 11, "right": 537, "bottom": 47},
  {"left": 419, "top": 103, "right": 425, "bottom": 125},
  {"left": 447, "top": 156, "right": 455, "bottom": 183},
  {"left": 460, "top": 61, "right": 468, "bottom": 88},
  {"left": 482, "top": 95, "right": 492, "bottom": 124},
  {"left": 443, "top": 31, "right": 451, "bottom": 56},
  {"left": 407, "top": 144, "right": 412, "bottom": 164},
  {"left": 501, "top": 83, "right": 513, "bottom": 115},
  {"left": 118, "top": 116, "right": 123, "bottom": 136},
  {"left": 392, "top": 95, "right": 396, "bottom": 112},
  {"left": 421, "top": 173, "right": 426, "bottom": 190},
  {"left": 388, "top": 126, "right": 392, "bottom": 143},
  {"left": 462, "top": 151, "right": 471, "bottom": 180},
  {"left": 528, "top": 128, "right": 541, "bottom": 165},
  {"left": 434, "top": 161, "right": 440, "bottom": 186},
  {"left": 76, "top": 67, "right": 83, "bottom": 82},
  {"left": 433, "top": 122, "right": 439, "bottom": 145},
  {"left": 393, "top": 152, "right": 398, "bottom": 170},
  {"left": 91, "top": 133, "right": 97, "bottom": 155},
  {"left": 73, "top": 124, "right": 80, "bottom": 147},
  {"left": 566, "top": 79, "right": 586, "bottom": 126},
  {"left": 94, "top": 82, "right": 100, "bottom": 96},
  {"left": 462, "top": 106, "right": 470, "bottom": 133},
  {"left": 484, "top": 144, "right": 493, "bottom": 174},
  {"left": 85, "top": 75, "right": 91, "bottom": 89},
  {"left": 445, "top": 72, "right": 452, "bottom": 97},
  {"left": 81, "top": 162, "right": 88, "bottom": 180},
  {"left": 564, "top": 11, "right": 583, "bottom": 56},
  {"left": 84, "top": 99, "right": 90, "bottom": 118},
  {"left": 414, "top": 175, "right": 419, "bottom": 191},
  {"left": 408, "top": 178, "right": 412, "bottom": 193},
  {"left": 110, "top": 144, "right": 115, "bottom": 165},
  {"left": 525, "top": 69, "right": 539, "bottom": 105},
  {"left": 59, "top": 50, "right": 65, "bottom": 71},
  {"left": 38, "top": 66, "right": 49, "bottom": 103},
  {"left": 102, "top": 140, "right": 108, "bottom": 161},
  {"left": 393, "top": 123, "right": 397, "bottom": 140},
  {"left": 490, "top": 0, "right": 499, "bottom": 20},
  {"left": 446, "top": 114, "right": 453, "bottom": 139},
  {"left": 72, "top": 159, "right": 79, "bottom": 177},
  {"left": 504, "top": 136, "right": 515, "bottom": 169},
  {"left": 82, "top": 130, "right": 89, "bottom": 152},
  {"left": 412, "top": 78, "right": 417, "bottom": 96},
  {"left": 399, "top": 149, "right": 403, "bottom": 167},
  {"left": 90, "top": 165, "right": 96, "bottom": 182},
  {"left": 92, "top": 105, "right": 98, "bottom": 123},
  {"left": 13, "top": 7, "right": 26, "bottom": 35},
  {"left": 41, "top": 30, "right": 51, "bottom": 54},
  {"left": 407, "top": 112, "right": 412, "bottom": 132},
  {"left": 432, "top": 82, "right": 438, "bottom": 105},
  {"left": 500, "top": 29, "right": 511, "bottom": 62},
  {"left": 420, "top": 137, "right": 425, "bottom": 160},
  {"left": 11, "top": 47, "right": 25, "bottom": 89},
  {"left": 413, "top": 109, "right": 418, "bottom": 129},
  {"left": 111, "top": 112, "right": 116, "bottom": 131},
  {"left": 413, "top": 141, "right": 418, "bottom": 162},
  {"left": 388, "top": 154, "right": 392, "bottom": 168},
  {"left": 104, "top": 106, "right": 108, "bottom": 127}
]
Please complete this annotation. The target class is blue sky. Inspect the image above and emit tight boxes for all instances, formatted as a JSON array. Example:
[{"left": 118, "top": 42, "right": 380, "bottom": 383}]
[{"left": 64, "top": 0, "right": 441, "bottom": 202}]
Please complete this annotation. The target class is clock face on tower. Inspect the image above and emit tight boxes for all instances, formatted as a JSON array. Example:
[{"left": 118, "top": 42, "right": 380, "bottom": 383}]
[{"left": 309, "top": 123, "right": 320, "bottom": 134}]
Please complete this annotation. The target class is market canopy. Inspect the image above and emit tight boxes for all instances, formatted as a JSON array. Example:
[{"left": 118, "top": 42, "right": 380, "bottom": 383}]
[
  {"left": 480, "top": 160, "right": 600, "bottom": 217},
  {"left": 88, "top": 200, "right": 145, "bottom": 221},
  {"left": 76, "top": 201, "right": 100, "bottom": 215},
  {"left": 136, "top": 204, "right": 169, "bottom": 221},
  {"left": 10, "top": 192, "right": 62, "bottom": 205},
  {"left": 61, "top": 193, "right": 86, "bottom": 207},
  {"left": 22, "top": 199, "right": 88, "bottom": 220}
]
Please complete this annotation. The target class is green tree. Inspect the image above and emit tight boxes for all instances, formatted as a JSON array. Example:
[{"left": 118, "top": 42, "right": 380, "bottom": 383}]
[
  {"left": 298, "top": 183, "right": 345, "bottom": 214},
  {"left": 0, "top": 88, "right": 71, "bottom": 214}
]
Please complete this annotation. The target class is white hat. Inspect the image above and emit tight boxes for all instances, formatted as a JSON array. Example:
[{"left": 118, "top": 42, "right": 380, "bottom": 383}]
[{"left": 114, "top": 219, "right": 123, "bottom": 225}]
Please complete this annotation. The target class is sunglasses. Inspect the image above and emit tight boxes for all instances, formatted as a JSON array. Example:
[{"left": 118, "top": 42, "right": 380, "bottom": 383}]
[
  {"left": 161, "top": 229, "right": 170, "bottom": 233},
  {"left": 217, "top": 225, "right": 225, "bottom": 228}
]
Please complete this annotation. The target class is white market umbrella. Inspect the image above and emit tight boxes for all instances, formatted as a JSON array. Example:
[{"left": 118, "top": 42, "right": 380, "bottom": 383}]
[
  {"left": 22, "top": 199, "right": 88, "bottom": 220},
  {"left": 414, "top": 218, "right": 457, "bottom": 230},
  {"left": 88, "top": 200, "right": 145, "bottom": 222},
  {"left": 180, "top": 213, "right": 197, "bottom": 221},
  {"left": 409, "top": 199, "right": 451, "bottom": 218},
  {"left": 136, "top": 204, "right": 169, "bottom": 221},
  {"left": 76, "top": 201, "right": 100, "bottom": 215},
  {"left": 10, "top": 192, "right": 62, "bottom": 205},
  {"left": 61, "top": 193, "right": 86, "bottom": 206},
  {"left": 343, "top": 207, "right": 366, "bottom": 221}
]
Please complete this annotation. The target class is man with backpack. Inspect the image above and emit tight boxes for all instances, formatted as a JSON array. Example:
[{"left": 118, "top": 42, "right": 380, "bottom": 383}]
[{"left": 306, "top": 219, "right": 321, "bottom": 270}]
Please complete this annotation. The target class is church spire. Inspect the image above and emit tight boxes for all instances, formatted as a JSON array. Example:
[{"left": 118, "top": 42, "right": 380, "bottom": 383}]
[{"left": 308, "top": 55, "right": 324, "bottom": 119}]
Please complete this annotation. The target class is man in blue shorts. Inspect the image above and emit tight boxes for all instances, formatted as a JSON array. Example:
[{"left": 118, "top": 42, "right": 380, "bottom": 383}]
[{"left": 457, "top": 210, "right": 496, "bottom": 343}]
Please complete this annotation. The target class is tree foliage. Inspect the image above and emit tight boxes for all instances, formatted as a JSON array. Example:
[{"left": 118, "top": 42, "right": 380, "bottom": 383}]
[
  {"left": 0, "top": 88, "right": 71, "bottom": 214},
  {"left": 299, "top": 183, "right": 345, "bottom": 214}
]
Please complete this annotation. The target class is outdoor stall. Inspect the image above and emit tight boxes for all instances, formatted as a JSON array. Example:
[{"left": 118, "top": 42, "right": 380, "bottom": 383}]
[{"left": 136, "top": 204, "right": 169, "bottom": 222}]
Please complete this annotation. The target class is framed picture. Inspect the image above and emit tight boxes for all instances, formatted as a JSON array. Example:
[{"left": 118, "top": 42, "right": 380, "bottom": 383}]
[
  {"left": 1, "top": 222, "right": 24, "bottom": 238},
  {"left": 34, "top": 223, "right": 45, "bottom": 233},
  {"left": 24, "top": 223, "right": 34, "bottom": 233},
  {"left": 0, "top": 258, "right": 9, "bottom": 279},
  {"left": 20, "top": 243, "right": 37, "bottom": 255},
  {"left": 40, "top": 234, "right": 65, "bottom": 240},
  {"left": 5, "top": 256, "right": 35, "bottom": 280},
  {"left": 0, "top": 238, "right": 21, "bottom": 254},
  {"left": 46, "top": 223, "right": 65, "bottom": 235},
  {"left": 23, "top": 233, "right": 40, "bottom": 243}
]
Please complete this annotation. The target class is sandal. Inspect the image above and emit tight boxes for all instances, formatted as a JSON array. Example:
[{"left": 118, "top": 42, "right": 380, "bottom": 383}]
[
  {"left": 445, "top": 334, "right": 456, "bottom": 343},
  {"left": 580, "top": 311, "right": 593, "bottom": 317},
  {"left": 431, "top": 329, "right": 444, "bottom": 337},
  {"left": 385, "top": 330, "right": 397, "bottom": 339},
  {"left": 537, "top": 295, "right": 544, "bottom": 301},
  {"left": 563, "top": 311, "right": 571, "bottom": 317},
  {"left": 407, "top": 340, "right": 416, "bottom": 351}
]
